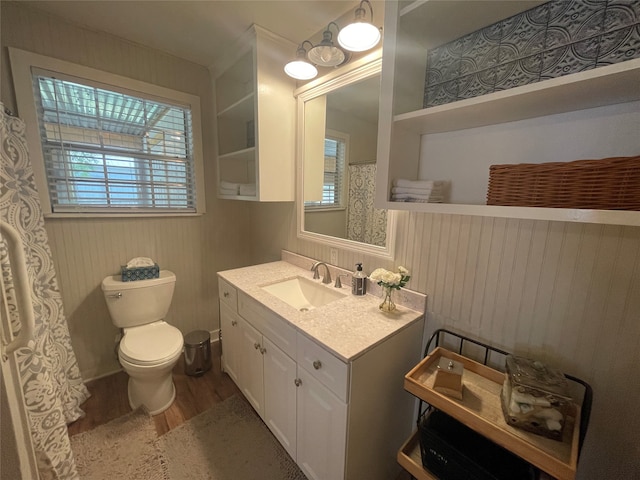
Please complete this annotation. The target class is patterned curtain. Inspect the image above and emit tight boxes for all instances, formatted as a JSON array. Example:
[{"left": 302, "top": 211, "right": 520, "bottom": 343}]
[
  {"left": 346, "top": 163, "right": 387, "bottom": 247},
  {"left": 1, "top": 104, "right": 90, "bottom": 479}
]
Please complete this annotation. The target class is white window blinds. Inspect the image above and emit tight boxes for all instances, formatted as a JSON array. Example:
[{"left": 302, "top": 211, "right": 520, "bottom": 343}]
[
  {"left": 305, "top": 135, "right": 346, "bottom": 209},
  {"left": 32, "top": 70, "right": 197, "bottom": 213}
]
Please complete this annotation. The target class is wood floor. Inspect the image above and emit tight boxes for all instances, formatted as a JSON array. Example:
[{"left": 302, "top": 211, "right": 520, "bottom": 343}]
[
  {"left": 67, "top": 341, "right": 241, "bottom": 437},
  {"left": 67, "top": 341, "right": 412, "bottom": 479}
]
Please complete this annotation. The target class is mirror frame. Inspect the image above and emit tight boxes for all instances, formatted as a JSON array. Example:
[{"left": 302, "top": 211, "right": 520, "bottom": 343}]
[{"left": 294, "top": 53, "right": 397, "bottom": 260}]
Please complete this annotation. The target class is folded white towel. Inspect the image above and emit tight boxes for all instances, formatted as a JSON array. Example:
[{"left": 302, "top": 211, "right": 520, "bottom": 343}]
[
  {"left": 220, "top": 187, "right": 238, "bottom": 196},
  {"left": 220, "top": 181, "right": 240, "bottom": 191},
  {"left": 391, "top": 186, "right": 432, "bottom": 195},
  {"left": 394, "top": 179, "right": 438, "bottom": 189},
  {"left": 391, "top": 193, "right": 432, "bottom": 200},
  {"left": 239, "top": 184, "right": 256, "bottom": 196},
  {"left": 126, "top": 257, "right": 155, "bottom": 268}
]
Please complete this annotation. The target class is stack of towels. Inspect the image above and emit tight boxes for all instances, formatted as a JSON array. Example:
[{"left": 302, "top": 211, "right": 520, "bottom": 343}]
[
  {"left": 220, "top": 181, "right": 256, "bottom": 196},
  {"left": 391, "top": 179, "right": 448, "bottom": 203}
]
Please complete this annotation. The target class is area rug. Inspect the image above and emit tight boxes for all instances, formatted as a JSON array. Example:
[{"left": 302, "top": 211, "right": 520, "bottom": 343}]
[
  {"left": 159, "top": 395, "right": 307, "bottom": 480},
  {"left": 70, "top": 407, "right": 168, "bottom": 479}
]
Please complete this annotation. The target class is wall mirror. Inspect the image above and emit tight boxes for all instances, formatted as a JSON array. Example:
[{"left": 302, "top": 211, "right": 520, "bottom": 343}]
[{"left": 295, "top": 56, "right": 396, "bottom": 259}]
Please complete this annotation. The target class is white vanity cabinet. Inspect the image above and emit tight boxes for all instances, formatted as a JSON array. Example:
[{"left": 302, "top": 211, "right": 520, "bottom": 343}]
[
  {"left": 376, "top": 0, "right": 640, "bottom": 225},
  {"left": 218, "top": 269, "right": 425, "bottom": 480},
  {"left": 213, "top": 24, "right": 296, "bottom": 202},
  {"left": 295, "top": 333, "right": 349, "bottom": 480},
  {"left": 263, "top": 336, "right": 298, "bottom": 458},
  {"left": 219, "top": 288, "right": 266, "bottom": 415},
  {"left": 220, "top": 284, "right": 299, "bottom": 457}
]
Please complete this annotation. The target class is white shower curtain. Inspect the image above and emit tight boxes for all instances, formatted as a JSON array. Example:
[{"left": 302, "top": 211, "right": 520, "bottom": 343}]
[
  {"left": 1, "top": 104, "right": 90, "bottom": 479},
  {"left": 346, "top": 163, "right": 387, "bottom": 247}
]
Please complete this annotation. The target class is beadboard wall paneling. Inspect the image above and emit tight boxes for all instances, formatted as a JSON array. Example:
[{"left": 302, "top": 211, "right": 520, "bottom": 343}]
[
  {"left": 399, "top": 214, "right": 640, "bottom": 479},
  {"left": 1, "top": 3, "right": 254, "bottom": 379}
]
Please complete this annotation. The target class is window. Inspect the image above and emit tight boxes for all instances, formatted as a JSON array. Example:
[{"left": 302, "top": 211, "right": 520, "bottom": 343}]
[
  {"left": 305, "top": 131, "right": 347, "bottom": 209},
  {"left": 9, "top": 48, "right": 205, "bottom": 216}
]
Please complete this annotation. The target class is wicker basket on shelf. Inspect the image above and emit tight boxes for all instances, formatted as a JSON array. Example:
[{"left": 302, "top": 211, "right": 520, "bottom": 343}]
[{"left": 486, "top": 155, "right": 640, "bottom": 210}]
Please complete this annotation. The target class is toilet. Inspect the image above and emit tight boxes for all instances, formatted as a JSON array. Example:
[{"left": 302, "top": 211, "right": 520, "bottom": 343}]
[{"left": 101, "top": 270, "right": 183, "bottom": 415}]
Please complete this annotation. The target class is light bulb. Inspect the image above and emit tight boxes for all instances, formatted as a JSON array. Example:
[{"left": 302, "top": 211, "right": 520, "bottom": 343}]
[
  {"left": 337, "top": 22, "right": 381, "bottom": 52},
  {"left": 284, "top": 60, "right": 318, "bottom": 80}
]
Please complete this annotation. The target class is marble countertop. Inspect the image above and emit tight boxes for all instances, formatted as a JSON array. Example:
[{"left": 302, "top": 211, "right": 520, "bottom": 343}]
[{"left": 218, "top": 258, "right": 425, "bottom": 363}]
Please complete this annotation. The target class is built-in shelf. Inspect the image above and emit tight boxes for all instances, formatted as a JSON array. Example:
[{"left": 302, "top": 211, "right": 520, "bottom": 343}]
[
  {"left": 394, "top": 59, "right": 640, "bottom": 135},
  {"left": 218, "top": 147, "right": 255, "bottom": 162},
  {"left": 217, "top": 92, "right": 254, "bottom": 119},
  {"left": 214, "top": 25, "right": 296, "bottom": 202},
  {"left": 375, "top": 0, "right": 640, "bottom": 226}
]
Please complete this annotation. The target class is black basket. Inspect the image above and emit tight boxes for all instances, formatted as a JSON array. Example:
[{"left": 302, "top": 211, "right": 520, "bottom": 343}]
[{"left": 419, "top": 408, "right": 537, "bottom": 480}]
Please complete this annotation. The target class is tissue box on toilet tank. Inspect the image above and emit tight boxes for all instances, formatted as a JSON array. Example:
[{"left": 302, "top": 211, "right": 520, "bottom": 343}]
[
  {"left": 120, "top": 264, "right": 160, "bottom": 282},
  {"left": 501, "top": 355, "right": 572, "bottom": 441}
]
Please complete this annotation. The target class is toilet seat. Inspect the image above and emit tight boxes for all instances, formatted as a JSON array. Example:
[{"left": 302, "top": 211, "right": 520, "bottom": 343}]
[{"left": 119, "top": 321, "right": 183, "bottom": 366}]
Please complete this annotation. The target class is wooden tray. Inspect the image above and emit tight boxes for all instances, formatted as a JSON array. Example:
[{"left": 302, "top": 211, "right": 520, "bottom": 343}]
[
  {"left": 397, "top": 430, "right": 437, "bottom": 480},
  {"left": 404, "top": 347, "right": 580, "bottom": 480}
]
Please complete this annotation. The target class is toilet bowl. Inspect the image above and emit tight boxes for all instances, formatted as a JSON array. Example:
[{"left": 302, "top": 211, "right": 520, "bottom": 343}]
[{"left": 102, "top": 271, "right": 184, "bottom": 415}]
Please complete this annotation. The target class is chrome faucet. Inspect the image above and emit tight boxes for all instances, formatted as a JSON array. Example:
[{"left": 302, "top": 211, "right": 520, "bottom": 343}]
[{"left": 310, "top": 261, "right": 332, "bottom": 285}]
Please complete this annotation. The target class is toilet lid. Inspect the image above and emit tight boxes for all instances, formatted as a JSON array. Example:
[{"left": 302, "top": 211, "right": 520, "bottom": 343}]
[{"left": 120, "top": 322, "right": 183, "bottom": 366}]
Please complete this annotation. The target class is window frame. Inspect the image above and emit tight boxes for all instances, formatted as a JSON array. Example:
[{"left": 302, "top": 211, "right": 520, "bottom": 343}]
[
  {"left": 304, "top": 129, "right": 349, "bottom": 212},
  {"left": 9, "top": 47, "right": 206, "bottom": 217}
]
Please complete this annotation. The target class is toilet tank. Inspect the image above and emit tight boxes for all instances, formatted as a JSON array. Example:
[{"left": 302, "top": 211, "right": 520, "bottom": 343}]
[{"left": 101, "top": 270, "right": 176, "bottom": 328}]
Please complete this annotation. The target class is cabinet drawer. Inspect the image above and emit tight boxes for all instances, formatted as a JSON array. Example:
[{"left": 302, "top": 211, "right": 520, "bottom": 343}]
[
  {"left": 218, "top": 277, "right": 238, "bottom": 313},
  {"left": 297, "top": 333, "right": 349, "bottom": 403},
  {"left": 238, "top": 292, "right": 297, "bottom": 359}
]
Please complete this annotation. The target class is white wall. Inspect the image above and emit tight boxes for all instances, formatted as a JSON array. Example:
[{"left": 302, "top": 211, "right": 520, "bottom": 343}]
[{"left": 420, "top": 100, "right": 640, "bottom": 204}]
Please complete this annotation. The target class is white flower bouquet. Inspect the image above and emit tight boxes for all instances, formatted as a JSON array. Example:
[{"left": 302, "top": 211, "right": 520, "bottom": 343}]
[
  {"left": 369, "top": 266, "right": 410, "bottom": 312},
  {"left": 369, "top": 266, "right": 410, "bottom": 290}
]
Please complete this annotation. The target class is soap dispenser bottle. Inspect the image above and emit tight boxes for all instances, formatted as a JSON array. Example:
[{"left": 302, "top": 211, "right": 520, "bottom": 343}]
[{"left": 352, "top": 263, "right": 366, "bottom": 296}]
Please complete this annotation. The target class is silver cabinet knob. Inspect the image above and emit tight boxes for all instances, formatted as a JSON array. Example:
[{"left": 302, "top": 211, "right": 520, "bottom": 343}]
[
  {"left": 231, "top": 320, "right": 237, "bottom": 326},
  {"left": 294, "top": 378, "right": 302, "bottom": 387},
  {"left": 254, "top": 343, "right": 260, "bottom": 350},
  {"left": 223, "top": 291, "right": 230, "bottom": 298},
  {"left": 313, "top": 360, "right": 322, "bottom": 370}
]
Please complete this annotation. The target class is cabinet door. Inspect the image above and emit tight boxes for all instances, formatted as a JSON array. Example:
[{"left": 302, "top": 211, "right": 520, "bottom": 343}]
[
  {"left": 238, "top": 317, "right": 265, "bottom": 418},
  {"left": 296, "top": 367, "right": 348, "bottom": 480},
  {"left": 220, "top": 303, "right": 241, "bottom": 384},
  {"left": 263, "top": 337, "right": 297, "bottom": 460}
]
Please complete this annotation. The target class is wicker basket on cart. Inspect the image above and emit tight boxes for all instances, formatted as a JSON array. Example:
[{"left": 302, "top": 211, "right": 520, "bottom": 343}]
[{"left": 486, "top": 156, "right": 640, "bottom": 210}]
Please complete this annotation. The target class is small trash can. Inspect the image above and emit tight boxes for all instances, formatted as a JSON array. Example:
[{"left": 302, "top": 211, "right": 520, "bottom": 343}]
[{"left": 184, "top": 330, "right": 212, "bottom": 376}]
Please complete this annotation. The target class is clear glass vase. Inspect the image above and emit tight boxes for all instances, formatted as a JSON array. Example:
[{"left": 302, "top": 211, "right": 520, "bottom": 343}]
[{"left": 379, "top": 286, "right": 396, "bottom": 312}]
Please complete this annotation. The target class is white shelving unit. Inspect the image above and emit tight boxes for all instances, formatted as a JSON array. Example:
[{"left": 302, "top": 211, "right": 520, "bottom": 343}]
[
  {"left": 214, "top": 25, "right": 296, "bottom": 202},
  {"left": 375, "top": 0, "right": 640, "bottom": 226}
]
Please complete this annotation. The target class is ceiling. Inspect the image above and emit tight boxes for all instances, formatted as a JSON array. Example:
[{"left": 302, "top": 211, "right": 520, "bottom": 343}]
[{"left": 16, "top": 0, "right": 362, "bottom": 68}]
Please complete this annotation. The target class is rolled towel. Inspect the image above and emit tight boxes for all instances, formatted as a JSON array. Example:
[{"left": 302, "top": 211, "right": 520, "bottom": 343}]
[
  {"left": 239, "top": 183, "right": 256, "bottom": 196},
  {"left": 511, "top": 391, "right": 552, "bottom": 407},
  {"left": 126, "top": 257, "right": 155, "bottom": 268},
  {"left": 545, "top": 419, "right": 562, "bottom": 431}
]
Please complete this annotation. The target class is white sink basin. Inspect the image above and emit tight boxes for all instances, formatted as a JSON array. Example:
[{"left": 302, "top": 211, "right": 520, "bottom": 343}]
[{"left": 261, "top": 276, "right": 345, "bottom": 311}]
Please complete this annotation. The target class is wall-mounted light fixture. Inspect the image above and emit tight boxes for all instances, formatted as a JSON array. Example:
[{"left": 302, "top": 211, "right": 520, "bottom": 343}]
[
  {"left": 307, "top": 22, "right": 347, "bottom": 68},
  {"left": 284, "top": 2, "right": 381, "bottom": 81},
  {"left": 337, "top": 0, "right": 381, "bottom": 52},
  {"left": 284, "top": 41, "right": 318, "bottom": 80}
]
